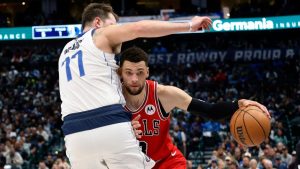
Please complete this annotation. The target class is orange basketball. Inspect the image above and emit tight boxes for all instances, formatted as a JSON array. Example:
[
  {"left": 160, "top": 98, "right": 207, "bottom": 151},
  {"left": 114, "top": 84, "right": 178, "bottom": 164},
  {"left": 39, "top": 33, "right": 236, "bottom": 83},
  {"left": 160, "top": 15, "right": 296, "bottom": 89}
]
[{"left": 230, "top": 105, "right": 271, "bottom": 147}]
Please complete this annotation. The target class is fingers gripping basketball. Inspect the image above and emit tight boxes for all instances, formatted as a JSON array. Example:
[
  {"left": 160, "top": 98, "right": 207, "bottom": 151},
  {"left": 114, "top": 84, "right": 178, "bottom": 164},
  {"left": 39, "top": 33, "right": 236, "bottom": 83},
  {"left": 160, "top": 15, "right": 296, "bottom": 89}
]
[{"left": 230, "top": 105, "right": 271, "bottom": 147}]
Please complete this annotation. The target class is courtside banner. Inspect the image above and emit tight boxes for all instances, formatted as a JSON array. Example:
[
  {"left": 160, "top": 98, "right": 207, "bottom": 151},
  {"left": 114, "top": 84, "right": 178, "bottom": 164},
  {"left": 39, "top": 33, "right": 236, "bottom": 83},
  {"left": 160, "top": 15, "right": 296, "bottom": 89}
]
[
  {"left": 32, "top": 24, "right": 81, "bottom": 39},
  {"left": 210, "top": 15, "right": 300, "bottom": 32},
  {"left": 0, "top": 27, "right": 32, "bottom": 41}
]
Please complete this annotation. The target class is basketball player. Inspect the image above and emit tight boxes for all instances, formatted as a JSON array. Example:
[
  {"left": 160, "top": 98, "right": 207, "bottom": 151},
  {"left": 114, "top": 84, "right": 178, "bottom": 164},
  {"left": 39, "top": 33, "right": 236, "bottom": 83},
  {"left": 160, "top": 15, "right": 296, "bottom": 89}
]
[
  {"left": 119, "top": 47, "right": 270, "bottom": 169},
  {"left": 58, "top": 2, "right": 212, "bottom": 169}
]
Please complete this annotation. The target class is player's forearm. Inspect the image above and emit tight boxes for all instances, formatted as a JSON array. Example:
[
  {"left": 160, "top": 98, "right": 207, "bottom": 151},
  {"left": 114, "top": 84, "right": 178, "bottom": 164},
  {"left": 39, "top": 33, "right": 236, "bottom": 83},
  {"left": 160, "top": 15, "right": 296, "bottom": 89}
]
[
  {"left": 187, "top": 98, "right": 239, "bottom": 120},
  {"left": 104, "top": 21, "right": 190, "bottom": 47},
  {"left": 133, "top": 20, "right": 190, "bottom": 38},
  {"left": 106, "top": 16, "right": 212, "bottom": 47}
]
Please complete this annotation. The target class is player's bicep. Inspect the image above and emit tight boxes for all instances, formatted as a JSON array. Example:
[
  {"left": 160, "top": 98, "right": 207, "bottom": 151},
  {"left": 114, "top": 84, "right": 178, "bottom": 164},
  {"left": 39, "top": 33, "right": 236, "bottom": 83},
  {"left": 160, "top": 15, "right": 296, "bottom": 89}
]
[
  {"left": 158, "top": 85, "right": 192, "bottom": 112},
  {"left": 101, "top": 24, "right": 140, "bottom": 46}
]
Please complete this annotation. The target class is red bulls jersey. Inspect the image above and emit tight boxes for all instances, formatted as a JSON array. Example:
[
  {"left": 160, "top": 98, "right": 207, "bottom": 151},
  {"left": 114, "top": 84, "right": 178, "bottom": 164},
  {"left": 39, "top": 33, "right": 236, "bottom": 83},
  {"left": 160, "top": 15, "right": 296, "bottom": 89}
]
[{"left": 125, "top": 80, "right": 175, "bottom": 161}]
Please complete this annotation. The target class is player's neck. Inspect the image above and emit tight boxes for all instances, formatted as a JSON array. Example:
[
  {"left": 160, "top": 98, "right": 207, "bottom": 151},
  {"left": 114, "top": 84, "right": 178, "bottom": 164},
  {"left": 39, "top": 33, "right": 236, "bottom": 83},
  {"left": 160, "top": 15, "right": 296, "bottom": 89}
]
[
  {"left": 124, "top": 87, "right": 146, "bottom": 111},
  {"left": 83, "top": 26, "right": 94, "bottom": 33}
]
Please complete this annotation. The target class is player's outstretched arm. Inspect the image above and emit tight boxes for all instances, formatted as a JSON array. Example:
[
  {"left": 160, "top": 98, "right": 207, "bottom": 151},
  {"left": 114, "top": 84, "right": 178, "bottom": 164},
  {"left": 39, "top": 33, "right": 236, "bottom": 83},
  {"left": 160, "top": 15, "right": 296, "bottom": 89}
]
[
  {"left": 189, "top": 99, "right": 270, "bottom": 119},
  {"left": 157, "top": 84, "right": 270, "bottom": 120},
  {"left": 97, "top": 16, "right": 212, "bottom": 47}
]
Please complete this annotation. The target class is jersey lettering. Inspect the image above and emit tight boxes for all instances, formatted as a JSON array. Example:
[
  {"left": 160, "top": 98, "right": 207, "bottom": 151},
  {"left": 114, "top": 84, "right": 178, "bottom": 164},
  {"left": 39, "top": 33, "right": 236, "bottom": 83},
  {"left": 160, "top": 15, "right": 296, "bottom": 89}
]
[
  {"left": 142, "top": 119, "right": 160, "bottom": 136},
  {"left": 139, "top": 141, "right": 148, "bottom": 154},
  {"left": 142, "top": 119, "right": 153, "bottom": 136},
  {"left": 61, "top": 50, "right": 85, "bottom": 81},
  {"left": 153, "top": 120, "right": 160, "bottom": 135}
]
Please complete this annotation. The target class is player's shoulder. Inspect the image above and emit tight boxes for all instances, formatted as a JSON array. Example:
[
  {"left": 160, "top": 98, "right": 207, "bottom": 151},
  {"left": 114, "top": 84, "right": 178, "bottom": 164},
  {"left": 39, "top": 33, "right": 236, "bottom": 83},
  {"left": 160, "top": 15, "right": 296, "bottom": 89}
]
[
  {"left": 93, "top": 25, "right": 118, "bottom": 39},
  {"left": 157, "top": 83, "right": 181, "bottom": 99},
  {"left": 94, "top": 25, "right": 119, "bottom": 34},
  {"left": 156, "top": 83, "right": 169, "bottom": 97}
]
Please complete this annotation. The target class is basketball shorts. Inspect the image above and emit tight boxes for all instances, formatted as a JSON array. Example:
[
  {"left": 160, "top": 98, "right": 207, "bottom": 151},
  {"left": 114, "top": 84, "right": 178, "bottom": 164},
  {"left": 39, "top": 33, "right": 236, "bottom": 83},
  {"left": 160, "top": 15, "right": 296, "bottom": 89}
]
[
  {"left": 153, "top": 146, "right": 186, "bottom": 169},
  {"left": 62, "top": 104, "right": 155, "bottom": 169}
]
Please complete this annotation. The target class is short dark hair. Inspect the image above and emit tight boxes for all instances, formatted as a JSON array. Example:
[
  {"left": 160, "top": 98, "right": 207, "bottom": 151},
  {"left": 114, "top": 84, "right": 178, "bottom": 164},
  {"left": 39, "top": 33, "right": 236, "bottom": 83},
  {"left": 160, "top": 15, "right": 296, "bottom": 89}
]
[
  {"left": 82, "top": 3, "right": 119, "bottom": 30},
  {"left": 120, "top": 47, "right": 149, "bottom": 67}
]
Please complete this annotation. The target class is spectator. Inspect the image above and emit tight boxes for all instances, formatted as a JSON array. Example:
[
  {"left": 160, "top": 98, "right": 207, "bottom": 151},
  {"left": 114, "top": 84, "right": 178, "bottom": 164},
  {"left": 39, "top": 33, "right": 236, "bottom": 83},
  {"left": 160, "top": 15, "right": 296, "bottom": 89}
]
[
  {"left": 288, "top": 150, "right": 297, "bottom": 169},
  {"left": 208, "top": 159, "right": 219, "bottom": 169},
  {"left": 187, "top": 160, "right": 193, "bottom": 169},
  {"left": 274, "top": 154, "right": 288, "bottom": 169},
  {"left": 4, "top": 147, "right": 23, "bottom": 169},
  {"left": 38, "top": 160, "right": 49, "bottom": 169},
  {"left": 51, "top": 158, "right": 70, "bottom": 169},
  {"left": 281, "top": 146, "right": 293, "bottom": 166},
  {"left": 240, "top": 152, "right": 251, "bottom": 169},
  {"left": 250, "top": 159, "right": 259, "bottom": 169},
  {"left": 172, "top": 124, "right": 187, "bottom": 157},
  {"left": 273, "top": 129, "right": 288, "bottom": 146},
  {"left": 219, "top": 159, "right": 226, "bottom": 169},
  {"left": 0, "top": 155, "right": 6, "bottom": 169},
  {"left": 37, "top": 125, "right": 49, "bottom": 142},
  {"left": 262, "top": 159, "right": 273, "bottom": 169},
  {"left": 234, "top": 147, "right": 243, "bottom": 164},
  {"left": 225, "top": 156, "right": 233, "bottom": 169},
  {"left": 197, "top": 164, "right": 204, "bottom": 169},
  {"left": 229, "top": 160, "right": 240, "bottom": 169}
]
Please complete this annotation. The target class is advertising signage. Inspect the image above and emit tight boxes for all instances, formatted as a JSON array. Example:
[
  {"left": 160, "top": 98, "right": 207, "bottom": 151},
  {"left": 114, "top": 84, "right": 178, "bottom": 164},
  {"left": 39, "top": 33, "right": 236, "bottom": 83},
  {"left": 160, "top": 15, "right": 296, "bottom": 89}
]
[
  {"left": 0, "top": 27, "right": 32, "bottom": 40},
  {"left": 32, "top": 24, "right": 81, "bottom": 39},
  {"left": 211, "top": 15, "right": 300, "bottom": 32}
]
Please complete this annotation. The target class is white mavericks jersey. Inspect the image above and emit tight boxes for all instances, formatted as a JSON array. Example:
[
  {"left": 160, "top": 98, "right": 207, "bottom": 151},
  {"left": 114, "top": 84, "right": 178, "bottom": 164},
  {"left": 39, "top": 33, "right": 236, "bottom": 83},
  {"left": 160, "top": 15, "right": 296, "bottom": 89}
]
[{"left": 58, "top": 29, "right": 125, "bottom": 118}]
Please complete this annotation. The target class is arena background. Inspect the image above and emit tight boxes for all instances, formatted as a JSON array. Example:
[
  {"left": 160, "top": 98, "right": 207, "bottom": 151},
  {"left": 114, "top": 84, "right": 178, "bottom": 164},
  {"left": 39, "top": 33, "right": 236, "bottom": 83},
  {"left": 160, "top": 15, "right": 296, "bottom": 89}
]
[{"left": 0, "top": 0, "right": 299, "bottom": 169}]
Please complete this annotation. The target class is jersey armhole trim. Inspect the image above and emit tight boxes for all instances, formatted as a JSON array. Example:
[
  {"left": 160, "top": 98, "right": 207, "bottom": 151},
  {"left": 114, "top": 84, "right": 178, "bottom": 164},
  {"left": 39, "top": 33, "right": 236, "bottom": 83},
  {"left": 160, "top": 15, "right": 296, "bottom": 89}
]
[{"left": 154, "top": 81, "right": 169, "bottom": 120}]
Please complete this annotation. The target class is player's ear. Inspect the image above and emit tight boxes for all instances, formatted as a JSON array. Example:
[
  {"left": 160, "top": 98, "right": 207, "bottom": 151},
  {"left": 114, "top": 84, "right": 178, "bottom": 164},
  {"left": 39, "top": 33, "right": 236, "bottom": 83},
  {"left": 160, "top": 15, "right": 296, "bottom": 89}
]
[
  {"left": 94, "top": 17, "right": 104, "bottom": 28},
  {"left": 146, "top": 67, "right": 149, "bottom": 78},
  {"left": 117, "top": 67, "right": 122, "bottom": 76},
  {"left": 117, "top": 68, "right": 123, "bottom": 83}
]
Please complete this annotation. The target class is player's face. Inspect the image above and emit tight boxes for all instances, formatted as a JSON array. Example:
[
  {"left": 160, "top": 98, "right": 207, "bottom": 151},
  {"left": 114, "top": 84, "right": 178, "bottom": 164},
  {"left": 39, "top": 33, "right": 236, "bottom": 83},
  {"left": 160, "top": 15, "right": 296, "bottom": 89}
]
[{"left": 121, "top": 61, "right": 149, "bottom": 95}]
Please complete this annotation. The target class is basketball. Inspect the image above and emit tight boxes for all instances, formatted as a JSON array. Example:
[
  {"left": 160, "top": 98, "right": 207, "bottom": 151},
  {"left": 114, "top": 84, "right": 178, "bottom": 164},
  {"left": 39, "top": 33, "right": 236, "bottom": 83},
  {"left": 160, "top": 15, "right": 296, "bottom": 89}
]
[{"left": 230, "top": 105, "right": 271, "bottom": 147}]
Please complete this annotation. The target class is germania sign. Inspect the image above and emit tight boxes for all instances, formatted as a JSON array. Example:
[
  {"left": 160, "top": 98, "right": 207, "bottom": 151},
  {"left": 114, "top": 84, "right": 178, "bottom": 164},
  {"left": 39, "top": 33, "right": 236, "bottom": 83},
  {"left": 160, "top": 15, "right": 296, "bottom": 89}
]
[
  {"left": 211, "top": 15, "right": 300, "bottom": 32},
  {"left": 213, "top": 18, "right": 274, "bottom": 31}
]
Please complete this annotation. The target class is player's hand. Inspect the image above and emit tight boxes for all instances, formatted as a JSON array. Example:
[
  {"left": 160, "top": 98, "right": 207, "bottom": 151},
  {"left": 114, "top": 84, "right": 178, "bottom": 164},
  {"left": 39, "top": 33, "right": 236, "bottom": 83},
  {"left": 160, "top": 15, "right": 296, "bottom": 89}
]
[
  {"left": 238, "top": 99, "right": 271, "bottom": 118},
  {"left": 190, "top": 16, "right": 212, "bottom": 32},
  {"left": 131, "top": 114, "right": 142, "bottom": 139}
]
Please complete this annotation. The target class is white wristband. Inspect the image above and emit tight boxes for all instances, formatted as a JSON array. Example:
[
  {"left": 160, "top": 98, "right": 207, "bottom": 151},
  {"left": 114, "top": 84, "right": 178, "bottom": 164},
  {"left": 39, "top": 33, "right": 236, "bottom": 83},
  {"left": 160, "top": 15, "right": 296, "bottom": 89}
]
[{"left": 188, "top": 21, "right": 193, "bottom": 32}]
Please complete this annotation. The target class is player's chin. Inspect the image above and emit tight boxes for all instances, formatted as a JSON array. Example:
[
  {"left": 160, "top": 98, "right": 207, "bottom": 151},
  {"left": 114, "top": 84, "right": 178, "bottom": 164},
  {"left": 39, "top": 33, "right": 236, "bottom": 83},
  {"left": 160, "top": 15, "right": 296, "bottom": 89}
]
[
  {"left": 126, "top": 88, "right": 136, "bottom": 94},
  {"left": 130, "top": 90, "right": 140, "bottom": 95},
  {"left": 129, "top": 88, "right": 143, "bottom": 95}
]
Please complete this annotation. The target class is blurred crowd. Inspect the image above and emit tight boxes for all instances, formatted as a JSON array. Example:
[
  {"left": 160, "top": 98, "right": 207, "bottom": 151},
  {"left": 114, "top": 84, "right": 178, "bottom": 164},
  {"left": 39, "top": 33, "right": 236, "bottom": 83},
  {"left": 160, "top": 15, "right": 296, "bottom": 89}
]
[
  {"left": 0, "top": 45, "right": 65, "bottom": 168},
  {"left": 229, "top": 0, "right": 300, "bottom": 18},
  {"left": 0, "top": 33, "right": 299, "bottom": 169}
]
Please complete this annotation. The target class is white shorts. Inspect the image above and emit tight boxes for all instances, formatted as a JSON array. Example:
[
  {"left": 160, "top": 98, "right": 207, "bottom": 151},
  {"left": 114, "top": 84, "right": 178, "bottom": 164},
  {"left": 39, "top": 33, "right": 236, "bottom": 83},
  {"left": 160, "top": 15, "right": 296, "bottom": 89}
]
[{"left": 64, "top": 122, "right": 155, "bottom": 169}]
